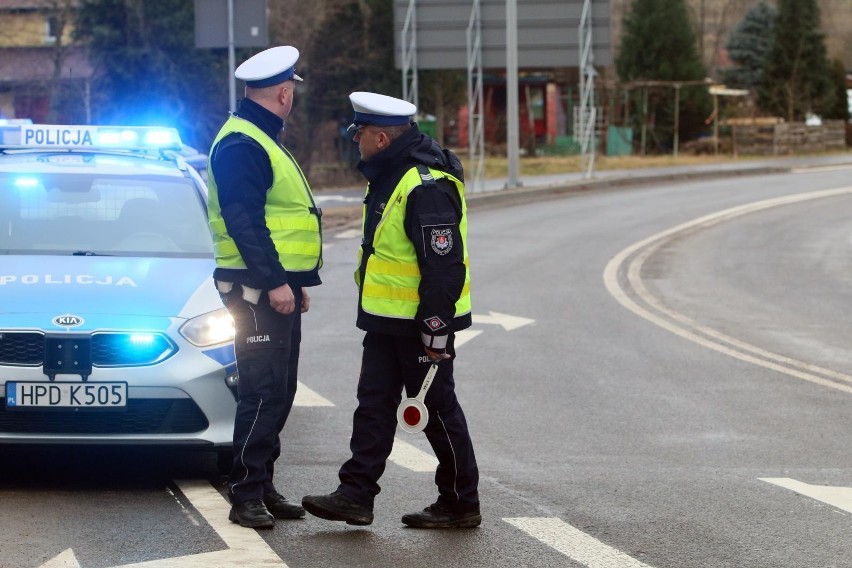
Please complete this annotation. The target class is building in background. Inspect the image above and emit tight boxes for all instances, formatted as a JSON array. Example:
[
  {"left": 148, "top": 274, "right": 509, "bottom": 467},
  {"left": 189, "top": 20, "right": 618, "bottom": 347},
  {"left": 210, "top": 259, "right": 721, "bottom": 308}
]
[{"left": 0, "top": 0, "right": 91, "bottom": 122}]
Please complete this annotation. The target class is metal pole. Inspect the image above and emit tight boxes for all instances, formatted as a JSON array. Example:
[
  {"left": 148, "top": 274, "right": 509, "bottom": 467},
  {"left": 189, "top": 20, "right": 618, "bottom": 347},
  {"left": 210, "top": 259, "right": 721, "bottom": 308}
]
[
  {"left": 466, "top": 0, "right": 485, "bottom": 193},
  {"left": 578, "top": 0, "right": 595, "bottom": 178},
  {"left": 506, "top": 0, "right": 520, "bottom": 189},
  {"left": 401, "top": 0, "right": 418, "bottom": 109},
  {"left": 227, "top": 0, "right": 236, "bottom": 112},
  {"left": 673, "top": 83, "right": 680, "bottom": 158}
]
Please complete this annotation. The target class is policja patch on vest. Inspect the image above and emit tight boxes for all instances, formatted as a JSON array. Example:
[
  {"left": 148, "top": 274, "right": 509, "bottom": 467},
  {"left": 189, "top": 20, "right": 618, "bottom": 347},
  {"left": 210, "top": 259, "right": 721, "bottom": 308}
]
[{"left": 430, "top": 228, "right": 453, "bottom": 255}]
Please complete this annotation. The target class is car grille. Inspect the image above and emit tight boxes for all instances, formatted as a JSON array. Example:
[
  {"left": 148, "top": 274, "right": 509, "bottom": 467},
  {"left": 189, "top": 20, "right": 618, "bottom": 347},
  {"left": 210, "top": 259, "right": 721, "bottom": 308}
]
[
  {"left": 0, "top": 332, "right": 176, "bottom": 367},
  {"left": 0, "top": 398, "right": 209, "bottom": 434},
  {"left": 0, "top": 332, "right": 42, "bottom": 365}
]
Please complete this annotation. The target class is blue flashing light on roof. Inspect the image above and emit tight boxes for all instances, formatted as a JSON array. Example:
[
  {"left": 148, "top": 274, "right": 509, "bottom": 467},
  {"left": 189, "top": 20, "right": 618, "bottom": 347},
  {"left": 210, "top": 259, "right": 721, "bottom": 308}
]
[
  {"left": 0, "top": 124, "right": 182, "bottom": 152},
  {"left": 13, "top": 176, "right": 40, "bottom": 188}
]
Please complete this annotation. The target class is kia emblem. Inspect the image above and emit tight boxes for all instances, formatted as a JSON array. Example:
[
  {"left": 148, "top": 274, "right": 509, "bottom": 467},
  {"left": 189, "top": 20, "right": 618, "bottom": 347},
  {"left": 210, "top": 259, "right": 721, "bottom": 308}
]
[{"left": 52, "top": 315, "right": 84, "bottom": 327}]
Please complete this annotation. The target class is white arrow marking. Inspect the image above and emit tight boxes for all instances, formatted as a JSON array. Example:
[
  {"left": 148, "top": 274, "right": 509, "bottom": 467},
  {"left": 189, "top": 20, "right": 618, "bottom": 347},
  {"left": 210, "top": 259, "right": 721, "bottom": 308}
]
[
  {"left": 506, "top": 517, "right": 655, "bottom": 568},
  {"left": 472, "top": 311, "right": 534, "bottom": 331},
  {"left": 389, "top": 436, "right": 438, "bottom": 472},
  {"left": 761, "top": 477, "right": 852, "bottom": 514},
  {"left": 111, "top": 480, "right": 287, "bottom": 567},
  {"left": 454, "top": 329, "right": 483, "bottom": 347},
  {"left": 39, "top": 549, "right": 80, "bottom": 568},
  {"left": 294, "top": 381, "right": 334, "bottom": 406}
]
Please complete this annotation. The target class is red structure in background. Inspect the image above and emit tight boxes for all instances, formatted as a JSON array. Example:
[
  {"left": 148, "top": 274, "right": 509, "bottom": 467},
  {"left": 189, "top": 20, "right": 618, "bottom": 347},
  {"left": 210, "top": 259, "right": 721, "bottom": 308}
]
[{"left": 457, "top": 74, "right": 568, "bottom": 151}]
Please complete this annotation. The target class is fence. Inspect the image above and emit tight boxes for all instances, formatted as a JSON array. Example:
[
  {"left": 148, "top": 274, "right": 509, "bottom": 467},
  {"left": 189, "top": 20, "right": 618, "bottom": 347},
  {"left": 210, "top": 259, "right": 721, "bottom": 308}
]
[{"left": 731, "top": 120, "right": 847, "bottom": 155}]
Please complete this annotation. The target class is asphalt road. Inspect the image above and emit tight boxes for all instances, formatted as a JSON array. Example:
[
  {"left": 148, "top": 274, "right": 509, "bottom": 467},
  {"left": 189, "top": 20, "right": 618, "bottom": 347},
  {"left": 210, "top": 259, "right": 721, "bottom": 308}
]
[{"left": 4, "top": 160, "right": 852, "bottom": 567}]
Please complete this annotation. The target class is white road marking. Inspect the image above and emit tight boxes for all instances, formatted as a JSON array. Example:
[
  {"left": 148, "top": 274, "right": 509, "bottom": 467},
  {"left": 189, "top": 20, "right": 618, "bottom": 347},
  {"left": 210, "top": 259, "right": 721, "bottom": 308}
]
[
  {"left": 294, "top": 381, "right": 334, "bottom": 406},
  {"left": 604, "top": 186, "right": 852, "bottom": 395},
  {"left": 472, "top": 311, "right": 535, "bottom": 331},
  {"left": 39, "top": 549, "right": 80, "bottom": 568},
  {"left": 455, "top": 328, "right": 483, "bottom": 347},
  {"left": 335, "top": 228, "right": 362, "bottom": 239},
  {"left": 39, "top": 481, "right": 288, "bottom": 567},
  {"left": 792, "top": 165, "right": 852, "bottom": 174},
  {"left": 505, "top": 517, "right": 655, "bottom": 568},
  {"left": 112, "top": 480, "right": 287, "bottom": 567},
  {"left": 389, "top": 436, "right": 438, "bottom": 472},
  {"left": 314, "top": 195, "right": 363, "bottom": 204},
  {"left": 761, "top": 477, "right": 852, "bottom": 514}
]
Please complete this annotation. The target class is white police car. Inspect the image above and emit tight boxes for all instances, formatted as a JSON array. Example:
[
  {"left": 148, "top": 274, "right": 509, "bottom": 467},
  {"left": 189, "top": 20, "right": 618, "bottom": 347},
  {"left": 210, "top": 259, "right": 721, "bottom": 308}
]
[{"left": 0, "top": 124, "right": 236, "bottom": 469}]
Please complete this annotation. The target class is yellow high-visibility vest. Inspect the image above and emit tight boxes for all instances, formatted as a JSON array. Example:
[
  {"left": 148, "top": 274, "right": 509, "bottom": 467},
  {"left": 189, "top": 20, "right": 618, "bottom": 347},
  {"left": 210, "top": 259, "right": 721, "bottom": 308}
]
[
  {"left": 207, "top": 115, "right": 322, "bottom": 272},
  {"left": 356, "top": 166, "right": 471, "bottom": 319}
]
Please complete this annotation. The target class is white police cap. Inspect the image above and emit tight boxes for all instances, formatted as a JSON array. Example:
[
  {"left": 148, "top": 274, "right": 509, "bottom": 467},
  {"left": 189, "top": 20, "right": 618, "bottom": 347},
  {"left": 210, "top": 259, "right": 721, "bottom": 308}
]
[
  {"left": 235, "top": 46, "right": 303, "bottom": 87},
  {"left": 348, "top": 92, "right": 417, "bottom": 131}
]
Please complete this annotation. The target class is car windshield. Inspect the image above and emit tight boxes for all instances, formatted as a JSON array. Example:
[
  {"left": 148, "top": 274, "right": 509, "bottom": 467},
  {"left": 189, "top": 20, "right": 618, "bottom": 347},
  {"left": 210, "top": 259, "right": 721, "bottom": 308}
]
[{"left": 0, "top": 171, "right": 212, "bottom": 257}]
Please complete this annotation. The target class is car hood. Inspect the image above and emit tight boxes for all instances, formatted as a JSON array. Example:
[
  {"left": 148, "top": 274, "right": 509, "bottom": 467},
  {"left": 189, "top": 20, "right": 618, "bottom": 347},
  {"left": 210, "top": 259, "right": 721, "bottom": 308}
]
[{"left": 0, "top": 255, "right": 220, "bottom": 332}]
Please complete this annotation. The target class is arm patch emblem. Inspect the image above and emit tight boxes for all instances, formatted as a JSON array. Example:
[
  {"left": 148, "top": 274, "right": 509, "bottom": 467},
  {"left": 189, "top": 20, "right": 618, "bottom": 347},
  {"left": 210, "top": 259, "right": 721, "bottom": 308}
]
[
  {"left": 430, "top": 228, "right": 453, "bottom": 255},
  {"left": 423, "top": 316, "right": 447, "bottom": 331}
]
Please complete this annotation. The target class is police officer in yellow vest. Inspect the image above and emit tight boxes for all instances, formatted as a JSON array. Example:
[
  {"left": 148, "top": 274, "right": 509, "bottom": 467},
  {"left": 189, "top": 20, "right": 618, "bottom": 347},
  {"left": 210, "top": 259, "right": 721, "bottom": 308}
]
[
  {"left": 302, "top": 92, "right": 480, "bottom": 529},
  {"left": 207, "top": 46, "right": 321, "bottom": 529}
]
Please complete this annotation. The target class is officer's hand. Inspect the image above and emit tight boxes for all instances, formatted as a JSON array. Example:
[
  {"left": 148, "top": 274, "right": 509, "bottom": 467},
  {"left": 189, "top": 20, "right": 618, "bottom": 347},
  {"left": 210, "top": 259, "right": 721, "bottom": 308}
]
[
  {"left": 424, "top": 347, "right": 451, "bottom": 363},
  {"left": 269, "top": 284, "right": 295, "bottom": 315},
  {"left": 301, "top": 288, "right": 311, "bottom": 313}
]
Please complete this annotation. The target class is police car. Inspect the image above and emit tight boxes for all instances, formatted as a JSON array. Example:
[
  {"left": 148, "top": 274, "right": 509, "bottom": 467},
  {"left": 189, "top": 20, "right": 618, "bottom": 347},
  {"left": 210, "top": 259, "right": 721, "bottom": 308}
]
[{"left": 0, "top": 124, "right": 236, "bottom": 469}]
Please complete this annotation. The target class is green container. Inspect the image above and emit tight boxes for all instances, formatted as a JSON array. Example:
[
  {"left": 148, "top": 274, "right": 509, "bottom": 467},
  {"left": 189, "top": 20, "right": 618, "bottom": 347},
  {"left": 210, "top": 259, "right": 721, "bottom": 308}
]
[
  {"left": 606, "top": 126, "right": 633, "bottom": 156},
  {"left": 419, "top": 119, "right": 436, "bottom": 138}
]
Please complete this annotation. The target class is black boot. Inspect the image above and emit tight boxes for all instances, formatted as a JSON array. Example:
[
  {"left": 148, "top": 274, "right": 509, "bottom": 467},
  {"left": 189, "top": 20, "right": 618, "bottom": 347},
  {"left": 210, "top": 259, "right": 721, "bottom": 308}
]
[
  {"left": 401, "top": 503, "right": 481, "bottom": 528},
  {"left": 228, "top": 499, "right": 275, "bottom": 529},
  {"left": 302, "top": 491, "right": 374, "bottom": 526},
  {"left": 264, "top": 491, "right": 305, "bottom": 519}
]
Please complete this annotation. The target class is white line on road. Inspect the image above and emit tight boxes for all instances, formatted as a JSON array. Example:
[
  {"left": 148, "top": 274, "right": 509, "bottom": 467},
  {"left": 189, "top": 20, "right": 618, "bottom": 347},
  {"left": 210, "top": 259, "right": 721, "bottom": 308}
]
[
  {"left": 761, "top": 477, "right": 852, "bottom": 514},
  {"left": 505, "top": 517, "right": 655, "bottom": 568},
  {"left": 389, "top": 436, "right": 438, "bottom": 472},
  {"left": 335, "top": 228, "right": 362, "bottom": 239},
  {"left": 604, "top": 186, "right": 852, "bottom": 395},
  {"left": 111, "top": 480, "right": 287, "bottom": 567},
  {"left": 294, "top": 381, "right": 334, "bottom": 406},
  {"left": 792, "top": 165, "right": 852, "bottom": 174},
  {"left": 40, "top": 549, "right": 80, "bottom": 568},
  {"left": 455, "top": 328, "right": 483, "bottom": 347}
]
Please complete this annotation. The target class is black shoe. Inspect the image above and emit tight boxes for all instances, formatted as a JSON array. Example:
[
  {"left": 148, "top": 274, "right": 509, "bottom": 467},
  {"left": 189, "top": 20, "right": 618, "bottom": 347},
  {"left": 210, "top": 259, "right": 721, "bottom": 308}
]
[
  {"left": 228, "top": 499, "right": 275, "bottom": 529},
  {"left": 264, "top": 491, "right": 305, "bottom": 519},
  {"left": 302, "top": 491, "right": 374, "bottom": 526},
  {"left": 401, "top": 503, "right": 482, "bottom": 528}
]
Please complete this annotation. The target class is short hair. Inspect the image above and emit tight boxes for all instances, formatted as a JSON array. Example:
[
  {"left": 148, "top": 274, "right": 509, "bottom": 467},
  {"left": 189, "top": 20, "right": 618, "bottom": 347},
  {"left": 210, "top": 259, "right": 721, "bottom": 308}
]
[
  {"left": 245, "top": 81, "right": 291, "bottom": 102},
  {"left": 375, "top": 123, "right": 411, "bottom": 143}
]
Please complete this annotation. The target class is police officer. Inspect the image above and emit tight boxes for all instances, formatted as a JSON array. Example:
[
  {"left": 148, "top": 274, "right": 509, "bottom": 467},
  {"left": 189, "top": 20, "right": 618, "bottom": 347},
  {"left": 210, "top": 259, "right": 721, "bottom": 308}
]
[
  {"left": 302, "top": 92, "right": 480, "bottom": 529},
  {"left": 207, "top": 46, "right": 322, "bottom": 529}
]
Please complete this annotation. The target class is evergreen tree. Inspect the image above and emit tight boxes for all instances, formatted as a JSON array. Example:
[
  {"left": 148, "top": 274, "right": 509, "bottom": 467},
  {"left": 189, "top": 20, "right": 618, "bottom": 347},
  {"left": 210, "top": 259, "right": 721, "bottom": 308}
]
[
  {"left": 305, "top": 0, "right": 396, "bottom": 129},
  {"left": 72, "top": 0, "right": 230, "bottom": 149},
  {"left": 825, "top": 59, "right": 850, "bottom": 121},
  {"left": 616, "top": 0, "right": 711, "bottom": 151},
  {"left": 722, "top": 1, "right": 776, "bottom": 91},
  {"left": 758, "top": 0, "right": 832, "bottom": 121}
]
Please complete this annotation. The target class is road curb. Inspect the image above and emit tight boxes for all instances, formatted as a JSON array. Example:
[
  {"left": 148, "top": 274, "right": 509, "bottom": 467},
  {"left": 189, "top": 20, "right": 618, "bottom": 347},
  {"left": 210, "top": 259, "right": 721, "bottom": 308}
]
[{"left": 464, "top": 166, "right": 792, "bottom": 210}]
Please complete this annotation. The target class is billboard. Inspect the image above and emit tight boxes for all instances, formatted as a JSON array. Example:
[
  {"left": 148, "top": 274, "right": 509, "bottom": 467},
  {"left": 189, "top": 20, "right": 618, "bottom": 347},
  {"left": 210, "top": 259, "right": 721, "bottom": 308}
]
[
  {"left": 194, "top": 0, "right": 268, "bottom": 49},
  {"left": 393, "top": 0, "right": 612, "bottom": 70}
]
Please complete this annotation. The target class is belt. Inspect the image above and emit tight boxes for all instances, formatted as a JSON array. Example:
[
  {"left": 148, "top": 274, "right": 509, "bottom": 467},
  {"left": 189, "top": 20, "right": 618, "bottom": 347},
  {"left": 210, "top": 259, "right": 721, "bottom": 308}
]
[{"left": 215, "top": 280, "right": 262, "bottom": 305}]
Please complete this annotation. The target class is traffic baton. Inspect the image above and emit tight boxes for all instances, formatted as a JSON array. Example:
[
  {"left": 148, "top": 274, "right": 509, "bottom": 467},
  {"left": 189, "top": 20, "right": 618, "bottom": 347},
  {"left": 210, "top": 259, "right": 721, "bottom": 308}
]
[{"left": 396, "top": 363, "right": 439, "bottom": 434}]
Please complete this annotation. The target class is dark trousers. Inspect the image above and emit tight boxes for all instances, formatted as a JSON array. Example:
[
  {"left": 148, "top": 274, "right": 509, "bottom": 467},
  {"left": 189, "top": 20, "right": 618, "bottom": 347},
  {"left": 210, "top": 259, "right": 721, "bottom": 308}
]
[
  {"left": 338, "top": 332, "right": 479, "bottom": 513},
  {"left": 219, "top": 284, "right": 301, "bottom": 505}
]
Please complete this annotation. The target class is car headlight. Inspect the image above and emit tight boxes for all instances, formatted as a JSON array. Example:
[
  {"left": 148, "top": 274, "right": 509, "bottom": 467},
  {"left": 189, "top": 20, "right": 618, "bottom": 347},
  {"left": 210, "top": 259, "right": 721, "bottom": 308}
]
[{"left": 180, "top": 308, "right": 235, "bottom": 347}]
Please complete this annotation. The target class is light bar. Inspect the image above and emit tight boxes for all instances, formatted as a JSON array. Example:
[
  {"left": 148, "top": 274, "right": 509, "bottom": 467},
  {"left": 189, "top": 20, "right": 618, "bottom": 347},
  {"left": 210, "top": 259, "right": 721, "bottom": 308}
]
[{"left": 0, "top": 124, "right": 183, "bottom": 152}]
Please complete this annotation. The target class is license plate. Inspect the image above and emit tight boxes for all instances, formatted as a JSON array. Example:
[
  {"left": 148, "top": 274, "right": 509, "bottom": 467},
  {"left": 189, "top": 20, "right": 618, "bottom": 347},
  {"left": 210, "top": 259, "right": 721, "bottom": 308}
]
[{"left": 5, "top": 382, "right": 127, "bottom": 408}]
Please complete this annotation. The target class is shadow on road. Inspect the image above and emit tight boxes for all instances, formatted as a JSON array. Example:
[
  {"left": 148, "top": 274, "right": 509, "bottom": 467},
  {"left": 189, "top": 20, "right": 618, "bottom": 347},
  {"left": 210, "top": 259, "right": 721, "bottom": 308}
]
[{"left": 0, "top": 445, "right": 223, "bottom": 489}]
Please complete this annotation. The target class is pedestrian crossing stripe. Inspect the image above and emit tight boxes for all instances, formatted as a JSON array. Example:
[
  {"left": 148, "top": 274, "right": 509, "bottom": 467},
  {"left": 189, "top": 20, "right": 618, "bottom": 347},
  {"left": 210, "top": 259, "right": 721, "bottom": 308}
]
[
  {"left": 293, "top": 381, "right": 334, "bottom": 406},
  {"left": 505, "top": 517, "right": 655, "bottom": 568}
]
